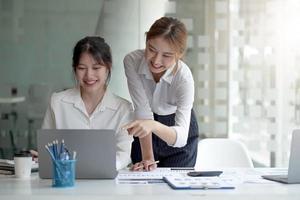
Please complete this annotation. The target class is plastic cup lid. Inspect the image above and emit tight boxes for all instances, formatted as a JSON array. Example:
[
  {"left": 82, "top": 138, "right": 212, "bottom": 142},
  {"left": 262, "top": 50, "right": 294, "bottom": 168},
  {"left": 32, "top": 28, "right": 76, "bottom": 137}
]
[{"left": 14, "top": 150, "right": 32, "bottom": 157}]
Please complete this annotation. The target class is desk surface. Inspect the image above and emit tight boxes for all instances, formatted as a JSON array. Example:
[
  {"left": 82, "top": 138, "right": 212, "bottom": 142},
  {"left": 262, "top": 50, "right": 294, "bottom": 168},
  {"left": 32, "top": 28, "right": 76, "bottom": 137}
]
[{"left": 0, "top": 168, "right": 299, "bottom": 200}]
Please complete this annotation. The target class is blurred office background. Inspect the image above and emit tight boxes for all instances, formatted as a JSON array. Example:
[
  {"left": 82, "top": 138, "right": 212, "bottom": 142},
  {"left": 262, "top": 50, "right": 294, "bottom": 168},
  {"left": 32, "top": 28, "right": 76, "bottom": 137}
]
[{"left": 1, "top": 0, "right": 300, "bottom": 167}]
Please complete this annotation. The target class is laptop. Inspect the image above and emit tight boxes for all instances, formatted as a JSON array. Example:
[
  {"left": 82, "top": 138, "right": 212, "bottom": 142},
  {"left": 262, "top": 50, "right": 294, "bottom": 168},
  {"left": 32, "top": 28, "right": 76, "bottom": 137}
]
[
  {"left": 262, "top": 130, "right": 300, "bottom": 184},
  {"left": 37, "top": 129, "right": 118, "bottom": 179}
]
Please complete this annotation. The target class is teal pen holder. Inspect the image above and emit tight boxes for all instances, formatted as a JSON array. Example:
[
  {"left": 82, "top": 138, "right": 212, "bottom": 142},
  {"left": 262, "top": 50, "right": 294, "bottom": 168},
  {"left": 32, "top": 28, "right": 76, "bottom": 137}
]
[{"left": 52, "top": 160, "right": 76, "bottom": 188}]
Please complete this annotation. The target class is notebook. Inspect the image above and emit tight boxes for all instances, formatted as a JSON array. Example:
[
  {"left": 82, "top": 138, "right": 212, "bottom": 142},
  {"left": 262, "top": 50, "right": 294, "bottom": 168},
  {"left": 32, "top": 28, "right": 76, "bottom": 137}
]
[
  {"left": 262, "top": 130, "right": 300, "bottom": 184},
  {"left": 37, "top": 129, "right": 118, "bottom": 179},
  {"left": 163, "top": 175, "right": 235, "bottom": 189}
]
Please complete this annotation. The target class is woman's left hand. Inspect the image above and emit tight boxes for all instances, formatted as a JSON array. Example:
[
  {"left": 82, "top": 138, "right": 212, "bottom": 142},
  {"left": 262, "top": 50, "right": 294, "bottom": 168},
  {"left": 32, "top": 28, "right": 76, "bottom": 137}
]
[
  {"left": 122, "top": 119, "right": 155, "bottom": 138},
  {"left": 29, "top": 150, "right": 38, "bottom": 162},
  {"left": 131, "top": 160, "right": 158, "bottom": 171}
]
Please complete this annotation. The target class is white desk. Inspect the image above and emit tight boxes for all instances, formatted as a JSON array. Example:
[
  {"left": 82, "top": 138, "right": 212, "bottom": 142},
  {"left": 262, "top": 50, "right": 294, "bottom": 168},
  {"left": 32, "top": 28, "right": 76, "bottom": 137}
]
[
  {"left": 0, "top": 96, "right": 26, "bottom": 122},
  {"left": 0, "top": 168, "right": 299, "bottom": 200},
  {"left": 0, "top": 96, "right": 26, "bottom": 104}
]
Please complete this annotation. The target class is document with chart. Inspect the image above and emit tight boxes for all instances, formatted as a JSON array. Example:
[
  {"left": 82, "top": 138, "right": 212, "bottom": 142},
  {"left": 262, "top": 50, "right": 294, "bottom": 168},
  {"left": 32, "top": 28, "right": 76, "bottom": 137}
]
[{"left": 163, "top": 175, "right": 235, "bottom": 189}]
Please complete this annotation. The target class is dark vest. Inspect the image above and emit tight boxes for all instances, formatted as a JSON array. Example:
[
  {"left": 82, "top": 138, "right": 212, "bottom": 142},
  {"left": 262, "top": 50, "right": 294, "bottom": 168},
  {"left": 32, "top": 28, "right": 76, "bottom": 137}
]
[{"left": 131, "top": 109, "right": 199, "bottom": 167}]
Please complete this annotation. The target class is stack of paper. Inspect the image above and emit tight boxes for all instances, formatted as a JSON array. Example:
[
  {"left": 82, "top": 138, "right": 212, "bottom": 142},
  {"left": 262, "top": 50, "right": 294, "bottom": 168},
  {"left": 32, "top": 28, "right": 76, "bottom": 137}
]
[
  {"left": 0, "top": 159, "right": 15, "bottom": 175},
  {"left": 163, "top": 175, "right": 235, "bottom": 189}
]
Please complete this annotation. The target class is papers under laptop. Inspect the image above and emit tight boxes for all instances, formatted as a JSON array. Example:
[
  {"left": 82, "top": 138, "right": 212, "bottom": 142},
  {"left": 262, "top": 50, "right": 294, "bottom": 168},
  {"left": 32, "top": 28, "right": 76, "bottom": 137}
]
[
  {"left": 37, "top": 129, "right": 118, "bottom": 179},
  {"left": 262, "top": 130, "right": 300, "bottom": 184}
]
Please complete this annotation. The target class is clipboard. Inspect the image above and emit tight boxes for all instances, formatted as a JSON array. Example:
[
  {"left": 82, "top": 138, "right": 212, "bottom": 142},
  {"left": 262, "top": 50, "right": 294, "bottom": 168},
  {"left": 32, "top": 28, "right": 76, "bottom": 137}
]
[{"left": 163, "top": 175, "right": 235, "bottom": 190}]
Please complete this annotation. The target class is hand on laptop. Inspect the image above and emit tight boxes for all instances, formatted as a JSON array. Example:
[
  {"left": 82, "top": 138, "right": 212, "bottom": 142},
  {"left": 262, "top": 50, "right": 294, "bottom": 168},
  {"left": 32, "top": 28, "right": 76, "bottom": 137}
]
[
  {"left": 29, "top": 150, "right": 39, "bottom": 162},
  {"left": 131, "top": 160, "right": 158, "bottom": 171}
]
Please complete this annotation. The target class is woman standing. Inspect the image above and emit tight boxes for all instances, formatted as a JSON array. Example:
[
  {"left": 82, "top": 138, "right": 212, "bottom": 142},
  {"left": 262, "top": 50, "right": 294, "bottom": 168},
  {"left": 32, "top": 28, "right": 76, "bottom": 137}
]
[{"left": 123, "top": 17, "right": 199, "bottom": 171}]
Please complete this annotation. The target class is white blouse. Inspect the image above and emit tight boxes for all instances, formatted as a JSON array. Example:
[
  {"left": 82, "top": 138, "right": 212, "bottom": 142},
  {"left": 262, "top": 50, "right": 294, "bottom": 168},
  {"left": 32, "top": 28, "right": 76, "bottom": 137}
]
[
  {"left": 124, "top": 49, "right": 195, "bottom": 148},
  {"left": 42, "top": 88, "right": 134, "bottom": 170}
]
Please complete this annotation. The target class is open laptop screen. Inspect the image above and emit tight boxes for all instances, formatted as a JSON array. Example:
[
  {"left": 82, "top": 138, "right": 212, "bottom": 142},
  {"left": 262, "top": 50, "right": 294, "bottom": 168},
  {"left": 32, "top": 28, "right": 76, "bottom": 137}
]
[
  {"left": 262, "top": 130, "right": 300, "bottom": 184},
  {"left": 37, "top": 129, "right": 117, "bottom": 179}
]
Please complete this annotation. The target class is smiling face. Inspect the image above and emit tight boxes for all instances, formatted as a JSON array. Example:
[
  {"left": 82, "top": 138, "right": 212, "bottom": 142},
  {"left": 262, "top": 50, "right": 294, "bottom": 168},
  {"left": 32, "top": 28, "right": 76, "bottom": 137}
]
[
  {"left": 145, "top": 36, "right": 177, "bottom": 81},
  {"left": 75, "top": 52, "right": 108, "bottom": 94}
]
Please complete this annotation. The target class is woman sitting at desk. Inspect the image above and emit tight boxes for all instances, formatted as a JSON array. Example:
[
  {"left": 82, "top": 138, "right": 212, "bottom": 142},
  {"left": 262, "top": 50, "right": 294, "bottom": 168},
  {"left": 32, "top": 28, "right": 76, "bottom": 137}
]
[{"left": 42, "top": 36, "right": 133, "bottom": 170}]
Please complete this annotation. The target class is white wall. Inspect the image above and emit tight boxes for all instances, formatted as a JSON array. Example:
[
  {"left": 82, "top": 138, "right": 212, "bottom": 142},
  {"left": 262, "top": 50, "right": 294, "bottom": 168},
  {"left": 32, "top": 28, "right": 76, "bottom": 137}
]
[
  {"left": 0, "top": 0, "right": 104, "bottom": 94},
  {"left": 96, "top": 0, "right": 167, "bottom": 100}
]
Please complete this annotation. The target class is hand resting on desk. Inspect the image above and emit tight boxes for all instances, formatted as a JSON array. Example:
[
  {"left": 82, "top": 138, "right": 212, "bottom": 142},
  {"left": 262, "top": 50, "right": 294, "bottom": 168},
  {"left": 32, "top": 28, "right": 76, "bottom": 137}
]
[{"left": 131, "top": 160, "right": 158, "bottom": 171}]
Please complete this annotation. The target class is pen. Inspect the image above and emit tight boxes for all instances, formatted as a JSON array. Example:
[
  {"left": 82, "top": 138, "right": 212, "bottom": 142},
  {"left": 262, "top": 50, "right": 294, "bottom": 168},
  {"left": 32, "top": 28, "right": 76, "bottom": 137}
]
[
  {"left": 54, "top": 140, "right": 59, "bottom": 160},
  {"left": 170, "top": 167, "right": 194, "bottom": 171},
  {"left": 73, "top": 151, "right": 77, "bottom": 160},
  {"left": 60, "top": 139, "right": 65, "bottom": 155},
  {"left": 45, "top": 145, "right": 56, "bottom": 161},
  {"left": 134, "top": 161, "right": 159, "bottom": 170},
  {"left": 50, "top": 143, "right": 56, "bottom": 160}
]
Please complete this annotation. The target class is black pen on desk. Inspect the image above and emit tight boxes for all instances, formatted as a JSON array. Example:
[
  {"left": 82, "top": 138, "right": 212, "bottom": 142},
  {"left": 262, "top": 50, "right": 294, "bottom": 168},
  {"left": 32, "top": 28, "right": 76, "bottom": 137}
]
[
  {"left": 170, "top": 167, "right": 194, "bottom": 171},
  {"left": 134, "top": 160, "right": 159, "bottom": 170}
]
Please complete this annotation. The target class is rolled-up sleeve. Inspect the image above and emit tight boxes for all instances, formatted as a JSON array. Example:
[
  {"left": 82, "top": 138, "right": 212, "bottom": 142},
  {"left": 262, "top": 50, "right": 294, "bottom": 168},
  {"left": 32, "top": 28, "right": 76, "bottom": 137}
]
[
  {"left": 172, "top": 74, "right": 195, "bottom": 147},
  {"left": 116, "top": 104, "right": 134, "bottom": 170},
  {"left": 123, "top": 51, "right": 153, "bottom": 120}
]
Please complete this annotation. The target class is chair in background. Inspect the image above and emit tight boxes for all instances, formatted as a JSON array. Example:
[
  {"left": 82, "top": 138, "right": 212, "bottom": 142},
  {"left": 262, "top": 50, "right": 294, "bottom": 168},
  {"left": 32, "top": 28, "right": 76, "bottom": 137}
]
[
  {"left": 0, "top": 85, "right": 18, "bottom": 125},
  {"left": 0, "top": 118, "right": 15, "bottom": 159},
  {"left": 27, "top": 83, "right": 52, "bottom": 149},
  {"left": 195, "top": 138, "right": 254, "bottom": 170},
  {"left": 14, "top": 112, "right": 30, "bottom": 152},
  {"left": 0, "top": 84, "right": 27, "bottom": 158}
]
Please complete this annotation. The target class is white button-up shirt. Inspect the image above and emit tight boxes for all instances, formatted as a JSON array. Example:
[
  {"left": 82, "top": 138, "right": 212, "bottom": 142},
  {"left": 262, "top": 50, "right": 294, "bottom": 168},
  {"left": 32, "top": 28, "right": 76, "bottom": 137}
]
[
  {"left": 124, "top": 50, "right": 195, "bottom": 147},
  {"left": 42, "top": 88, "right": 134, "bottom": 170}
]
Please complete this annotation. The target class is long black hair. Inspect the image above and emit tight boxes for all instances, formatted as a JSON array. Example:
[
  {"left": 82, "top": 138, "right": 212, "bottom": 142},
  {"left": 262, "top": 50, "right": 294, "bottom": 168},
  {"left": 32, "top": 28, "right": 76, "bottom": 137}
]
[{"left": 72, "top": 36, "right": 112, "bottom": 85}]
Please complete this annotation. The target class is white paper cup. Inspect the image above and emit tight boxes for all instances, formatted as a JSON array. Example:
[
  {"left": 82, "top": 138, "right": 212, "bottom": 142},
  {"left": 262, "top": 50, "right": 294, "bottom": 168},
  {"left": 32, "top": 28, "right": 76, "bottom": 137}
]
[{"left": 14, "top": 152, "right": 32, "bottom": 179}]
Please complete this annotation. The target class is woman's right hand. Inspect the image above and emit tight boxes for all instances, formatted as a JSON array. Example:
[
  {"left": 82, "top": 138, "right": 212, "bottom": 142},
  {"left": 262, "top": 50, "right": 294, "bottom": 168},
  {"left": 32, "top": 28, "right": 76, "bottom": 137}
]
[{"left": 122, "top": 120, "right": 155, "bottom": 138}]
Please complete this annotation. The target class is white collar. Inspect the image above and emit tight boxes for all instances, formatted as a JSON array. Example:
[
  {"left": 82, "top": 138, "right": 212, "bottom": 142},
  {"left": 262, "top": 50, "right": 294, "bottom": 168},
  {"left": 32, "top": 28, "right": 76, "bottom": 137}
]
[
  {"left": 61, "top": 87, "right": 119, "bottom": 115},
  {"left": 137, "top": 52, "right": 176, "bottom": 85}
]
